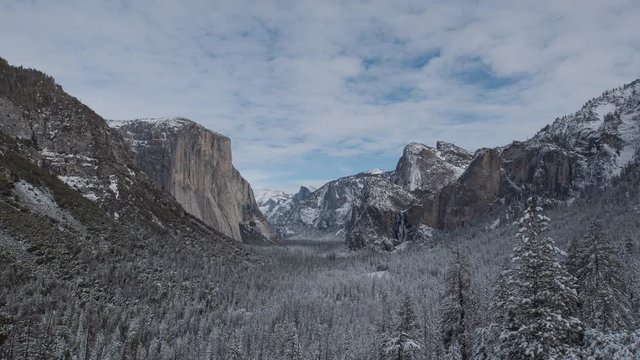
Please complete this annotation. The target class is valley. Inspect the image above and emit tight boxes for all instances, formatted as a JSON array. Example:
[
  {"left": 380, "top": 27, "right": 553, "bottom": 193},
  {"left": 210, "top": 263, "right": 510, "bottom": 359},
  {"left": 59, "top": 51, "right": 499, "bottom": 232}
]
[{"left": 1, "top": 31, "right": 640, "bottom": 359}]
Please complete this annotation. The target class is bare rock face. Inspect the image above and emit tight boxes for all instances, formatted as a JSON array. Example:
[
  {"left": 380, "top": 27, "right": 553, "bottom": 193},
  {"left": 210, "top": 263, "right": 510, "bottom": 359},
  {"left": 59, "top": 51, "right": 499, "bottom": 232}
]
[
  {"left": 434, "top": 148, "right": 506, "bottom": 228},
  {"left": 110, "top": 118, "right": 279, "bottom": 243},
  {"left": 392, "top": 141, "right": 471, "bottom": 192}
]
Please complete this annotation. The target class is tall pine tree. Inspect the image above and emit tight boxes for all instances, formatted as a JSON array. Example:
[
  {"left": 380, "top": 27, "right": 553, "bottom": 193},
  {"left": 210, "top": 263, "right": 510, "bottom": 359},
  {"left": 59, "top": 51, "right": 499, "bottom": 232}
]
[
  {"left": 568, "top": 220, "right": 633, "bottom": 332},
  {"left": 497, "top": 198, "right": 583, "bottom": 359},
  {"left": 381, "top": 294, "right": 421, "bottom": 360},
  {"left": 440, "top": 248, "right": 476, "bottom": 360}
]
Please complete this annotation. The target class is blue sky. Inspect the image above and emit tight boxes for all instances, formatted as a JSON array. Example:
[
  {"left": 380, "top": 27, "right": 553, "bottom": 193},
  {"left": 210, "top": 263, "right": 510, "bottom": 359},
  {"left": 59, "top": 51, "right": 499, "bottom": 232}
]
[{"left": 1, "top": 0, "right": 640, "bottom": 192}]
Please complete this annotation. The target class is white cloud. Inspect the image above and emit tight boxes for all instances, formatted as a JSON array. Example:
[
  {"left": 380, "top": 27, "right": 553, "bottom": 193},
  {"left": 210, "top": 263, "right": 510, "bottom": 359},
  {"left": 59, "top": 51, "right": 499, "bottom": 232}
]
[{"left": 1, "top": 0, "right": 639, "bottom": 190}]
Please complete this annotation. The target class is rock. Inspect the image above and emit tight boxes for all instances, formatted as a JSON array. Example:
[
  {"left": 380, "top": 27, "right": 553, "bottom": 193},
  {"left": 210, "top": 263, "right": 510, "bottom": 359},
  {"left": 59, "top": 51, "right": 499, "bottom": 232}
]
[
  {"left": 268, "top": 78, "right": 640, "bottom": 249},
  {"left": 0, "top": 56, "right": 245, "bottom": 259},
  {"left": 110, "top": 118, "right": 279, "bottom": 243},
  {"left": 392, "top": 142, "right": 471, "bottom": 192}
]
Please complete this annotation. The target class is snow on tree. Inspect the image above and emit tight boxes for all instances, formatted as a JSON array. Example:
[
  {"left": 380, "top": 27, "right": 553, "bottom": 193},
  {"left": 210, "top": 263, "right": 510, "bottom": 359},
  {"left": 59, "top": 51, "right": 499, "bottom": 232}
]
[
  {"left": 496, "top": 198, "right": 583, "bottom": 359},
  {"left": 568, "top": 220, "right": 633, "bottom": 332},
  {"left": 440, "top": 248, "right": 476, "bottom": 360},
  {"left": 381, "top": 294, "right": 421, "bottom": 360},
  {"left": 226, "top": 333, "right": 245, "bottom": 360},
  {"left": 474, "top": 264, "right": 514, "bottom": 360},
  {"left": 580, "top": 329, "right": 640, "bottom": 358}
]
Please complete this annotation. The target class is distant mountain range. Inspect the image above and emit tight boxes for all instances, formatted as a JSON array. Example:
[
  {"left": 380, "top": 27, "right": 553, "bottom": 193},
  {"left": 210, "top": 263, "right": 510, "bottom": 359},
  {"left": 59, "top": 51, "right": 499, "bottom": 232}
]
[{"left": 257, "top": 79, "right": 640, "bottom": 249}]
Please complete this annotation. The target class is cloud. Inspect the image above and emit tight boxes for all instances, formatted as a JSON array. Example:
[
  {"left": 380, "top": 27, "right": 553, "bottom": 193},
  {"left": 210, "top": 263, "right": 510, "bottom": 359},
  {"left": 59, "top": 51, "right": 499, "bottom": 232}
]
[{"left": 1, "top": 0, "right": 639, "bottom": 191}]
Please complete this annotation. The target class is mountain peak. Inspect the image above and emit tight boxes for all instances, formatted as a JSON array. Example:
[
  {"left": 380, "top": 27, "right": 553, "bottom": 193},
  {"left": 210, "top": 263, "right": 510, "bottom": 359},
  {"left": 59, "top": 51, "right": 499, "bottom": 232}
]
[{"left": 394, "top": 141, "right": 471, "bottom": 192}]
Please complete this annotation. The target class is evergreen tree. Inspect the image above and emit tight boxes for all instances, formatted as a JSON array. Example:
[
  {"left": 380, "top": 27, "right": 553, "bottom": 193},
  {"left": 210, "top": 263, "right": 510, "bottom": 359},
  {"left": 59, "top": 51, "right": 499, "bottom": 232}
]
[
  {"left": 568, "top": 221, "right": 633, "bottom": 332},
  {"left": 497, "top": 198, "right": 583, "bottom": 359},
  {"left": 284, "top": 323, "right": 303, "bottom": 360},
  {"left": 381, "top": 294, "right": 421, "bottom": 360},
  {"left": 226, "top": 333, "right": 245, "bottom": 360},
  {"left": 440, "top": 249, "right": 476, "bottom": 360}
]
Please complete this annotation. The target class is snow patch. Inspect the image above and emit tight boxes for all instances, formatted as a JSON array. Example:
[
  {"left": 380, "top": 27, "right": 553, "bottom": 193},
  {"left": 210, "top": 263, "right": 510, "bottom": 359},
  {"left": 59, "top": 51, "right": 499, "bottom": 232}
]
[
  {"left": 299, "top": 208, "right": 320, "bottom": 226},
  {"left": 58, "top": 175, "right": 102, "bottom": 202},
  {"left": 109, "top": 175, "right": 119, "bottom": 199},
  {"left": 365, "top": 271, "right": 389, "bottom": 279},
  {"left": 365, "top": 168, "right": 384, "bottom": 175},
  {"left": 594, "top": 102, "right": 617, "bottom": 121},
  {"left": 13, "top": 180, "right": 81, "bottom": 229}
]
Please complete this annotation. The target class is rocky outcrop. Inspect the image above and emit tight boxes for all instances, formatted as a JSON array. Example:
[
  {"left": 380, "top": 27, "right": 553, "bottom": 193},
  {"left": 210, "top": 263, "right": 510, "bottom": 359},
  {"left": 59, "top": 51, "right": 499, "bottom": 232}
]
[
  {"left": 392, "top": 141, "right": 471, "bottom": 192},
  {"left": 110, "top": 118, "right": 279, "bottom": 243}
]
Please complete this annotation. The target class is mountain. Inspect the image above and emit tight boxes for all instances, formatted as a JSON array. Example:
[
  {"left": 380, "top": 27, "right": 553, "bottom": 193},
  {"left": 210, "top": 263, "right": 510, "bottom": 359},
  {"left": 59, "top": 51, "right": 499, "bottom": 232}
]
[
  {"left": 255, "top": 188, "right": 294, "bottom": 218},
  {"left": 429, "top": 80, "right": 640, "bottom": 230},
  {"left": 109, "top": 118, "right": 279, "bottom": 243},
  {"left": 0, "top": 57, "right": 253, "bottom": 356},
  {"left": 263, "top": 141, "right": 471, "bottom": 244},
  {"left": 268, "top": 79, "right": 640, "bottom": 249}
]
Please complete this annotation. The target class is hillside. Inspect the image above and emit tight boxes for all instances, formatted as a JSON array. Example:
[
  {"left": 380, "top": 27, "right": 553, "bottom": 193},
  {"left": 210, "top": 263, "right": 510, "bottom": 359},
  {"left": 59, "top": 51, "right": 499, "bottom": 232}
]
[{"left": 0, "top": 57, "right": 252, "bottom": 358}]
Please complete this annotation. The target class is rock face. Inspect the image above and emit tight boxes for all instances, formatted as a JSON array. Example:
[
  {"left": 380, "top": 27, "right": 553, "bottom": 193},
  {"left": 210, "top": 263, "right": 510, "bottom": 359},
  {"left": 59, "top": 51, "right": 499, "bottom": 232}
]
[
  {"left": 266, "top": 79, "right": 640, "bottom": 249},
  {"left": 109, "top": 118, "right": 279, "bottom": 243},
  {"left": 0, "top": 56, "right": 246, "bottom": 261},
  {"left": 431, "top": 80, "right": 640, "bottom": 229},
  {"left": 392, "top": 141, "right": 472, "bottom": 192}
]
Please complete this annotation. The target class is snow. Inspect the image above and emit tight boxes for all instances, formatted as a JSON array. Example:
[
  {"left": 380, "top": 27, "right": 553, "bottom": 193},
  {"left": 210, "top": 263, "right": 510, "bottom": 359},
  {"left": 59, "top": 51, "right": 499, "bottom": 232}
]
[
  {"left": 254, "top": 188, "right": 291, "bottom": 205},
  {"left": 299, "top": 207, "right": 320, "bottom": 225},
  {"left": 107, "top": 117, "right": 191, "bottom": 130},
  {"left": 109, "top": 175, "right": 119, "bottom": 199},
  {"left": 365, "top": 271, "right": 389, "bottom": 279},
  {"left": 594, "top": 102, "right": 617, "bottom": 121},
  {"left": 58, "top": 175, "right": 102, "bottom": 202},
  {"left": 488, "top": 218, "right": 501, "bottom": 230},
  {"left": 13, "top": 180, "right": 80, "bottom": 229},
  {"left": 407, "top": 164, "right": 423, "bottom": 191},
  {"left": 40, "top": 149, "right": 98, "bottom": 169},
  {"left": 365, "top": 168, "right": 384, "bottom": 175}
]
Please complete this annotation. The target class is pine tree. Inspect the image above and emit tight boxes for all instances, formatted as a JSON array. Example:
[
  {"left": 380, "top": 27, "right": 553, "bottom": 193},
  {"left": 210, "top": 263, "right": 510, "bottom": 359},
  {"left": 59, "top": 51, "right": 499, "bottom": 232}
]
[
  {"left": 226, "top": 333, "right": 245, "bottom": 360},
  {"left": 381, "top": 294, "right": 421, "bottom": 360},
  {"left": 497, "top": 198, "right": 583, "bottom": 359},
  {"left": 284, "top": 323, "right": 303, "bottom": 360},
  {"left": 440, "top": 249, "right": 476, "bottom": 360},
  {"left": 474, "top": 263, "right": 511, "bottom": 360},
  {"left": 568, "top": 221, "right": 633, "bottom": 332}
]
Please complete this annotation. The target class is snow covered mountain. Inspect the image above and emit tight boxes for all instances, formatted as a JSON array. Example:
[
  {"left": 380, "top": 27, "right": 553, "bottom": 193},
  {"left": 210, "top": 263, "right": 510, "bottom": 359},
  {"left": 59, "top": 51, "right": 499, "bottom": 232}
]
[
  {"left": 269, "top": 79, "right": 640, "bottom": 249},
  {"left": 255, "top": 188, "right": 294, "bottom": 219},
  {"left": 266, "top": 141, "right": 473, "bottom": 244},
  {"left": 533, "top": 80, "right": 640, "bottom": 183}
]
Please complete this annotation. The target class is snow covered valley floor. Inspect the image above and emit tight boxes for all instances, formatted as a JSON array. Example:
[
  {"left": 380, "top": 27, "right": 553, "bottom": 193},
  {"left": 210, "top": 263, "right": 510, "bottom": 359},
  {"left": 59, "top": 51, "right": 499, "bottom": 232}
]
[{"left": 229, "top": 171, "right": 640, "bottom": 358}]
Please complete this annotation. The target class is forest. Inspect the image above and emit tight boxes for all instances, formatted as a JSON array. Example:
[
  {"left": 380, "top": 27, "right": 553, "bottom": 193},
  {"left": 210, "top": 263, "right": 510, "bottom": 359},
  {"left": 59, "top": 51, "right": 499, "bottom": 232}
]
[{"left": 1, "top": 161, "right": 640, "bottom": 359}]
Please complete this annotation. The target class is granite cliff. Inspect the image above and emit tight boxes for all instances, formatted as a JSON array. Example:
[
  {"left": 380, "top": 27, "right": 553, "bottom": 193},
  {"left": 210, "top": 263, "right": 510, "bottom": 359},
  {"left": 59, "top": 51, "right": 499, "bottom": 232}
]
[{"left": 110, "top": 118, "right": 279, "bottom": 243}]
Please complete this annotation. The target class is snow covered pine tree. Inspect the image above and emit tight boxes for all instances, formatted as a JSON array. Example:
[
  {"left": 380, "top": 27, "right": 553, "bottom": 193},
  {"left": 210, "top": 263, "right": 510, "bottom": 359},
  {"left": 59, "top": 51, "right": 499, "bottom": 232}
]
[
  {"left": 496, "top": 198, "right": 583, "bottom": 359},
  {"left": 381, "top": 294, "right": 421, "bottom": 360},
  {"left": 440, "top": 248, "right": 476, "bottom": 360}
]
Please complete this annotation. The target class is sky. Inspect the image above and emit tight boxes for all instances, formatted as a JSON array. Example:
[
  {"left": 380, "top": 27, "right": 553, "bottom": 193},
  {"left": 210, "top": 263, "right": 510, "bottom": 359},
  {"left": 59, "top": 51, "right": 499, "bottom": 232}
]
[{"left": 1, "top": 0, "right": 639, "bottom": 193}]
